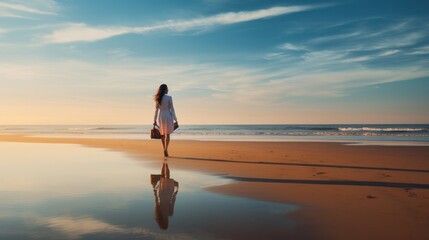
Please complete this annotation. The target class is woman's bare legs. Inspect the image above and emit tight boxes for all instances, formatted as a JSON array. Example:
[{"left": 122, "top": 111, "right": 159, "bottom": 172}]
[
  {"left": 161, "top": 134, "right": 170, "bottom": 157},
  {"left": 161, "top": 135, "right": 166, "bottom": 150},
  {"left": 165, "top": 134, "right": 170, "bottom": 151}
]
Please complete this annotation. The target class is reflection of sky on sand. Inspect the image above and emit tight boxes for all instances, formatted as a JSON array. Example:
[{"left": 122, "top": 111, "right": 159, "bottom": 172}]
[
  {"left": 0, "top": 143, "right": 146, "bottom": 196},
  {"left": 0, "top": 142, "right": 296, "bottom": 240}
]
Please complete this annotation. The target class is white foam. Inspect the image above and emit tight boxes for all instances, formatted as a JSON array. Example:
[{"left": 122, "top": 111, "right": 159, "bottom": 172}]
[{"left": 339, "top": 127, "right": 425, "bottom": 132}]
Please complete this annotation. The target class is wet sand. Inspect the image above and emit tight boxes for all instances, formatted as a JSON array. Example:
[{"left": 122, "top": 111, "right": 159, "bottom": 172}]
[{"left": 1, "top": 135, "right": 429, "bottom": 240}]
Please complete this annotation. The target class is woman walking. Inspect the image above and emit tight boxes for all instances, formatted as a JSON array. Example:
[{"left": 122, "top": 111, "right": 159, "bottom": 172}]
[{"left": 153, "top": 84, "right": 178, "bottom": 157}]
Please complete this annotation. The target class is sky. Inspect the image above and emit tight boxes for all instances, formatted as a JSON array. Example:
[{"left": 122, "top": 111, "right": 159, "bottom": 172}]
[{"left": 0, "top": 0, "right": 428, "bottom": 124}]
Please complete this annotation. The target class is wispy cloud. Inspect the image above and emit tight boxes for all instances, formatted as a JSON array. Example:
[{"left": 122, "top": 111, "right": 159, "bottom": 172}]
[
  {"left": 44, "top": 23, "right": 132, "bottom": 44},
  {"left": 261, "top": 18, "right": 429, "bottom": 97},
  {"left": 43, "top": 5, "right": 321, "bottom": 43},
  {"left": 310, "top": 31, "right": 363, "bottom": 43},
  {"left": 263, "top": 45, "right": 429, "bottom": 94},
  {"left": 368, "top": 32, "right": 425, "bottom": 51},
  {"left": 0, "top": 9, "right": 28, "bottom": 18},
  {"left": 1, "top": 49, "right": 428, "bottom": 124},
  {"left": 270, "top": 17, "right": 428, "bottom": 69},
  {"left": 337, "top": 49, "right": 400, "bottom": 63},
  {"left": 0, "top": 1, "right": 56, "bottom": 18},
  {"left": 341, "top": 55, "right": 375, "bottom": 63},
  {"left": 107, "top": 48, "right": 133, "bottom": 59},
  {"left": 378, "top": 49, "right": 400, "bottom": 56},
  {"left": 279, "top": 43, "right": 307, "bottom": 51},
  {"left": 307, "top": 19, "right": 427, "bottom": 53},
  {"left": 407, "top": 45, "right": 429, "bottom": 55},
  {"left": 275, "top": 68, "right": 429, "bottom": 97}
]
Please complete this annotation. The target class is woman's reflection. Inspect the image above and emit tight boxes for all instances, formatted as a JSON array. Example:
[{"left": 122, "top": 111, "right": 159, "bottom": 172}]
[{"left": 151, "top": 162, "right": 179, "bottom": 230}]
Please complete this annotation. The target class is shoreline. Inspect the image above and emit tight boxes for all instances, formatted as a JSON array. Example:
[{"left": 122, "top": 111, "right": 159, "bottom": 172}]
[
  {"left": 1, "top": 135, "right": 429, "bottom": 239},
  {"left": 2, "top": 133, "right": 429, "bottom": 146}
]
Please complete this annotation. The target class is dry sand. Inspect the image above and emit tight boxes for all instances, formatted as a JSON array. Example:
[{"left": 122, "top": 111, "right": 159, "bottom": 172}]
[{"left": 1, "top": 135, "right": 428, "bottom": 240}]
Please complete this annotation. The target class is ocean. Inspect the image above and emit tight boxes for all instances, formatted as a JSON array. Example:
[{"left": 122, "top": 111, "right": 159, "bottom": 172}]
[{"left": 1, "top": 124, "right": 428, "bottom": 145}]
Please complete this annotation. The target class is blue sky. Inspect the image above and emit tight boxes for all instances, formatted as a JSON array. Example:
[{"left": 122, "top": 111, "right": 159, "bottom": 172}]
[{"left": 0, "top": 0, "right": 428, "bottom": 124}]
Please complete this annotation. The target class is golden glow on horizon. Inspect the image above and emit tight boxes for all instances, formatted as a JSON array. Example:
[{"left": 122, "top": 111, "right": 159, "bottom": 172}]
[{"left": 1, "top": 100, "right": 427, "bottom": 125}]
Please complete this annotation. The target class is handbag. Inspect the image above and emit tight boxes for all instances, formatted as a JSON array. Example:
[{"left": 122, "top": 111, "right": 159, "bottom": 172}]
[
  {"left": 151, "top": 124, "right": 162, "bottom": 139},
  {"left": 174, "top": 122, "right": 179, "bottom": 131},
  {"left": 150, "top": 174, "right": 162, "bottom": 188}
]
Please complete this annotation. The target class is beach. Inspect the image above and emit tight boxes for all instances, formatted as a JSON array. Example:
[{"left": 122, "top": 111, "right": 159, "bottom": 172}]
[
  {"left": 1, "top": 134, "right": 428, "bottom": 239},
  {"left": 3, "top": 0, "right": 428, "bottom": 239}
]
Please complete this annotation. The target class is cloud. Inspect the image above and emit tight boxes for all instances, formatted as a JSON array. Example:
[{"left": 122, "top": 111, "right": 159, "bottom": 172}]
[
  {"left": 308, "top": 19, "right": 426, "bottom": 53},
  {"left": 279, "top": 43, "right": 307, "bottom": 51},
  {"left": 341, "top": 55, "right": 375, "bottom": 63},
  {"left": 1, "top": 52, "right": 428, "bottom": 125},
  {"left": 338, "top": 49, "right": 400, "bottom": 63},
  {"left": 43, "top": 23, "right": 132, "bottom": 44},
  {"left": 378, "top": 49, "right": 400, "bottom": 56},
  {"left": 0, "top": 1, "right": 56, "bottom": 18},
  {"left": 368, "top": 32, "right": 425, "bottom": 50},
  {"left": 407, "top": 45, "right": 429, "bottom": 55},
  {"left": 274, "top": 68, "right": 429, "bottom": 97},
  {"left": 31, "top": 0, "right": 57, "bottom": 10},
  {"left": 0, "top": 59, "right": 292, "bottom": 108},
  {"left": 310, "top": 31, "right": 363, "bottom": 44},
  {"left": 43, "top": 5, "right": 320, "bottom": 43},
  {"left": 41, "top": 57, "right": 425, "bottom": 100},
  {"left": 0, "top": 9, "right": 28, "bottom": 18},
  {"left": 263, "top": 22, "right": 429, "bottom": 96},
  {"left": 271, "top": 17, "right": 428, "bottom": 69},
  {"left": 107, "top": 48, "right": 133, "bottom": 59}
]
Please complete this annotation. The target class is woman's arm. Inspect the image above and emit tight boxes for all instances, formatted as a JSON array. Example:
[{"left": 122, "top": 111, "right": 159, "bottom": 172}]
[
  {"left": 169, "top": 97, "right": 177, "bottom": 122},
  {"left": 153, "top": 105, "right": 159, "bottom": 125}
]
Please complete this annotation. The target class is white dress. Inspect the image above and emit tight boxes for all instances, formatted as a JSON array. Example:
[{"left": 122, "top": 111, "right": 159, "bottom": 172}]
[{"left": 153, "top": 95, "right": 177, "bottom": 135}]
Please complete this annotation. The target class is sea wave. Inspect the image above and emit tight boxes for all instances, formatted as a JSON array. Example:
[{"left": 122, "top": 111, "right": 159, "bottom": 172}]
[
  {"left": 2, "top": 127, "right": 27, "bottom": 130},
  {"left": 339, "top": 127, "right": 426, "bottom": 132},
  {"left": 175, "top": 131, "right": 429, "bottom": 137},
  {"left": 66, "top": 127, "right": 133, "bottom": 131},
  {"left": 306, "top": 127, "right": 338, "bottom": 131},
  {"left": 1, "top": 125, "right": 429, "bottom": 139},
  {"left": 67, "top": 127, "right": 98, "bottom": 131}
]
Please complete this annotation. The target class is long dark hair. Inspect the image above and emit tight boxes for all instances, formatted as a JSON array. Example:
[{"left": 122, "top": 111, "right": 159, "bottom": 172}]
[{"left": 154, "top": 84, "right": 168, "bottom": 107}]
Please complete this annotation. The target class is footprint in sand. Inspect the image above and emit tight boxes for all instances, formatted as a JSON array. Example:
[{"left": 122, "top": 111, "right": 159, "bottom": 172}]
[
  {"left": 404, "top": 188, "right": 418, "bottom": 198},
  {"left": 408, "top": 192, "right": 417, "bottom": 198}
]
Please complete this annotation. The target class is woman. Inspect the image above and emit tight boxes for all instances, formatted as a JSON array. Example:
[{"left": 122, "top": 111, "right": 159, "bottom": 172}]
[{"left": 153, "top": 84, "right": 178, "bottom": 157}]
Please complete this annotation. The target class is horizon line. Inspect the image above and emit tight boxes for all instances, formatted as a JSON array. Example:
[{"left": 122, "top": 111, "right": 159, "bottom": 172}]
[{"left": 1, "top": 123, "right": 428, "bottom": 125}]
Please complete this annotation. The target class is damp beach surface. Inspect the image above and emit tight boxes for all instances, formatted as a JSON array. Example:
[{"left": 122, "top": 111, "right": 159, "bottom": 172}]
[
  {"left": 1, "top": 135, "right": 429, "bottom": 240},
  {"left": 0, "top": 142, "right": 296, "bottom": 240}
]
